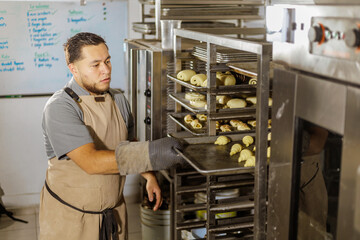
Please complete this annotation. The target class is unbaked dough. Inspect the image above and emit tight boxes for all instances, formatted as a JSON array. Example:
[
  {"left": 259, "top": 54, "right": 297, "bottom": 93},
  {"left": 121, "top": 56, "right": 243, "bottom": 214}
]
[
  {"left": 226, "top": 98, "right": 247, "bottom": 108},
  {"left": 185, "top": 92, "right": 205, "bottom": 101},
  {"left": 177, "top": 69, "right": 196, "bottom": 82},
  {"left": 190, "top": 74, "right": 207, "bottom": 86},
  {"left": 189, "top": 99, "right": 207, "bottom": 108}
]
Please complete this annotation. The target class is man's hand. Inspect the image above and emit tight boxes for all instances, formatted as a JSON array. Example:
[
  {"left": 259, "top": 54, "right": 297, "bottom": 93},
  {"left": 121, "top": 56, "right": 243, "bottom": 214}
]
[
  {"left": 148, "top": 137, "right": 185, "bottom": 170},
  {"left": 141, "top": 172, "right": 162, "bottom": 211}
]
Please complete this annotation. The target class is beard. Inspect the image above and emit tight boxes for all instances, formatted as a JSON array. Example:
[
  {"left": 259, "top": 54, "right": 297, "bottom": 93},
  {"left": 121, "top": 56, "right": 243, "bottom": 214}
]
[{"left": 82, "top": 80, "right": 110, "bottom": 95}]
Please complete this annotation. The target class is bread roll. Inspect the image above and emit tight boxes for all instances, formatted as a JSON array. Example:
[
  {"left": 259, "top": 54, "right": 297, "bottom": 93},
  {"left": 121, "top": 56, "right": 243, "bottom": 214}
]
[
  {"left": 220, "top": 124, "right": 232, "bottom": 132},
  {"left": 216, "top": 95, "right": 231, "bottom": 105},
  {"left": 246, "top": 96, "right": 257, "bottom": 105},
  {"left": 177, "top": 69, "right": 196, "bottom": 81},
  {"left": 226, "top": 98, "right": 247, "bottom": 108},
  {"left": 190, "top": 119, "right": 202, "bottom": 129},
  {"left": 238, "top": 149, "right": 254, "bottom": 162},
  {"left": 216, "top": 71, "right": 225, "bottom": 79},
  {"left": 229, "top": 119, "right": 242, "bottom": 127},
  {"left": 201, "top": 78, "right": 223, "bottom": 87},
  {"left": 248, "top": 78, "right": 257, "bottom": 85},
  {"left": 230, "top": 143, "right": 242, "bottom": 156},
  {"left": 244, "top": 156, "right": 256, "bottom": 167},
  {"left": 237, "top": 122, "right": 251, "bottom": 131},
  {"left": 247, "top": 120, "right": 256, "bottom": 127},
  {"left": 242, "top": 135, "right": 254, "bottom": 147},
  {"left": 189, "top": 99, "right": 207, "bottom": 108},
  {"left": 268, "top": 98, "right": 273, "bottom": 106},
  {"left": 184, "top": 114, "right": 194, "bottom": 124},
  {"left": 185, "top": 92, "right": 205, "bottom": 101},
  {"left": 214, "top": 136, "right": 231, "bottom": 145},
  {"left": 201, "top": 79, "right": 207, "bottom": 87},
  {"left": 190, "top": 74, "right": 207, "bottom": 86},
  {"left": 246, "top": 97, "right": 273, "bottom": 106},
  {"left": 223, "top": 75, "right": 236, "bottom": 86},
  {"left": 196, "top": 114, "right": 207, "bottom": 121}
]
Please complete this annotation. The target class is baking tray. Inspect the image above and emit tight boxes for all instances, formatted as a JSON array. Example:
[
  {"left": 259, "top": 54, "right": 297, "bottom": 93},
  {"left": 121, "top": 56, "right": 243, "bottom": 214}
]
[
  {"left": 138, "top": 0, "right": 155, "bottom": 3},
  {"left": 167, "top": 74, "right": 207, "bottom": 92},
  {"left": 169, "top": 92, "right": 207, "bottom": 114},
  {"left": 227, "top": 62, "right": 279, "bottom": 79},
  {"left": 167, "top": 74, "right": 257, "bottom": 95},
  {"left": 169, "top": 112, "right": 256, "bottom": 136},
  {"left": 169, "top": 133, "right": 256, "bottom": 175},
  {"left": 169, "top": 92, "right": 257, "bottom": 116},
  {"left": 182, "top": 21, "right": 236, "bottom": 28},
  {"left": 161, "top": 6, "right": 258, "bottom": 17},
  {"left": 132, "top": 22, "right": 156, "bottom": 34},
  {"left": 161, "top": 0, "right": 264, "bottom": 5},
  {"left": 192, "top": 45, "right": 258, "bottom": 64}
]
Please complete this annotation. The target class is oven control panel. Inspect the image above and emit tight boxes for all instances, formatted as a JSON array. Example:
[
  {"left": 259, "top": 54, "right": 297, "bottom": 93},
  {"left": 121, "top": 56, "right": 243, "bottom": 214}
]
[{"left": 309, "top": 17, "right": 360, "bottom": 61}]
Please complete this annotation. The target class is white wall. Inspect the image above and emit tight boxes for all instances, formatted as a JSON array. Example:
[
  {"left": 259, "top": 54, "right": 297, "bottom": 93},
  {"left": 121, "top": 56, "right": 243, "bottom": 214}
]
[
  {"left": 0, "top": 97, "right": 49, "bottom": 207},
  {"left": 0, "top": 0, "right": 142, "bottom": 208}
]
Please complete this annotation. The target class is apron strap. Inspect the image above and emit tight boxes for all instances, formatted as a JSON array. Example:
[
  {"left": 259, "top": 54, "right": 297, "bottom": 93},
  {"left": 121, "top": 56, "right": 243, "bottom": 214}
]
[
  {"left": 64, "top": 87, "right": 112, "bottom": 102},
  {"left": 64, "top": 87, "right": 82, "bottom": 103},
  {"left": 45, "top": 181, "right": 118, "bottom": 240},
  {"left": 0, "top": 202, "right": 28, "bottom": 224}
]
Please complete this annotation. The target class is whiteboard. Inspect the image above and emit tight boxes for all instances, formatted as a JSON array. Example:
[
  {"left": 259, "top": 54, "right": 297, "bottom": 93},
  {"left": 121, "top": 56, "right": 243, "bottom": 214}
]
[{"left": 0, "top": 1, "right": 128, "bottom": 96}]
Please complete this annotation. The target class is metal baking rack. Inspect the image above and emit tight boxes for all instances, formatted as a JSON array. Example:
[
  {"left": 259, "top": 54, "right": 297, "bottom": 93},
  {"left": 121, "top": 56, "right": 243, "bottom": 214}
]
[
  {"left": 135, "top": 0, "right": 266, "bottom": 39},
  {"left": 170, "top": 29, "right": 271, "bottom": 240}
]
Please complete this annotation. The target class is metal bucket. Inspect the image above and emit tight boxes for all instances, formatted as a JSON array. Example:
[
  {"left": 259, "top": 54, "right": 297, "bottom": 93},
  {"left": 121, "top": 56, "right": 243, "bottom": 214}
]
[{"left": 141, "top": 205, "right": 170, "bottom": 240}]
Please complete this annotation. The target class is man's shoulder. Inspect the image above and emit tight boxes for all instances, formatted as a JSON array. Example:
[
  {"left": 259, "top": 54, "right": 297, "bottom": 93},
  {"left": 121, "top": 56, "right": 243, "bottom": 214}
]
[
  {"left": 109, "top": 88, "right": 127, "bottom": 102},
  {"left": 109, "top": 88, "right": 124, "bottom": 96},
  {"left": 44, "top": 88, "right": 79, "bottom": 113}
]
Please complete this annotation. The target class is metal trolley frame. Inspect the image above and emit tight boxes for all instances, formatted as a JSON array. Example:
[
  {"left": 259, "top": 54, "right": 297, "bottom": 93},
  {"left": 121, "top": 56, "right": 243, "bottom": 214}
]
[{"left": 170, "top": 29, "right": 272, "bottom": 240}]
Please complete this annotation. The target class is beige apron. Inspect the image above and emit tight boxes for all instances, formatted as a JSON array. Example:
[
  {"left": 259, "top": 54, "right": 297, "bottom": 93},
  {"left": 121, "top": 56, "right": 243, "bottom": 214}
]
[{"left": 39, "top": 92, "right": 128, "bottom": 240}]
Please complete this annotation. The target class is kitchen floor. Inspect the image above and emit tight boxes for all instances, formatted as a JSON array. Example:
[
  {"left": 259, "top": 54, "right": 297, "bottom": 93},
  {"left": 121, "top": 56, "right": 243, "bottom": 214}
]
[{"left": 0, "top": 202, "right": 142, "bottom": 240}]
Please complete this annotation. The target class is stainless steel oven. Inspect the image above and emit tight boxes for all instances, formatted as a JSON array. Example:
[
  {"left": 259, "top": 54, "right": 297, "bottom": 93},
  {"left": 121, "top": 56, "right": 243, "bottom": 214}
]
[
  {"left": 124, "top": 39, "right": 172, "bottom": 141},
  {"left": 267, "top": 2, "right": 360, "bottom": 240}
]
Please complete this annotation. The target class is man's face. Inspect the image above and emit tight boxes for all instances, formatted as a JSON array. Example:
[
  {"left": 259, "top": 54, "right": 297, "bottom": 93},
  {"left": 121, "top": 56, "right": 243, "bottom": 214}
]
[{"left": 70, "top": 43, "right": 112, "bottom": 95}]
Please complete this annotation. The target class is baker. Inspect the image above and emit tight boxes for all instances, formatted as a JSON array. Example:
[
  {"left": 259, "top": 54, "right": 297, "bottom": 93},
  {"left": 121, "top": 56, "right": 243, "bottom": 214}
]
[{"left": 39, "top": 32, "right": 184, "bottom": 240}]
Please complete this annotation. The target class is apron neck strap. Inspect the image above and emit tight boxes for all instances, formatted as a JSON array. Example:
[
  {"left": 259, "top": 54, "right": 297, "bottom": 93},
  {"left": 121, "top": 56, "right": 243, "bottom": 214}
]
[
  {"left": 64, "top": 87, "right": 82, "bottom": 103},
  {"left": 64, "top": 87, "right": 113, "bottom": 103}
]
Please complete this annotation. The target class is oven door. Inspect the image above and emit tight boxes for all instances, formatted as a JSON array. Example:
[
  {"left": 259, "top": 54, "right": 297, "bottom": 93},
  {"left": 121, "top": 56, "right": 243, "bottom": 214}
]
[{"left": 267, "top": 68, "right": 360, "bottom": 240}]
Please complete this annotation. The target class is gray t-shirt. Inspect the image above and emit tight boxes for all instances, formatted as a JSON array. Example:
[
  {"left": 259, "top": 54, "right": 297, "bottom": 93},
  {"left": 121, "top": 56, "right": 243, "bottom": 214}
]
[{"left": 42, "top": 78, "right": 134, "bottom": 160}]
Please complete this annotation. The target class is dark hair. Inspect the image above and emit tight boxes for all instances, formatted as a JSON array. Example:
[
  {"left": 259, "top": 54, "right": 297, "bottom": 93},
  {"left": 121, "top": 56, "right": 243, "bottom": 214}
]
[{"left": 63, "top": 32, "right": 108, "bottom": 65}]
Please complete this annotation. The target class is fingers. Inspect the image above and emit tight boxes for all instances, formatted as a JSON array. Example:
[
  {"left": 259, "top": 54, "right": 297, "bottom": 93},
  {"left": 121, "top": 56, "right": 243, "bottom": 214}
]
[
  {"left": 153, "top": 189, "right": 162, "bottom": 211},
  {"left": 147, "top": 190, "right": 154, "bottom": 202}
]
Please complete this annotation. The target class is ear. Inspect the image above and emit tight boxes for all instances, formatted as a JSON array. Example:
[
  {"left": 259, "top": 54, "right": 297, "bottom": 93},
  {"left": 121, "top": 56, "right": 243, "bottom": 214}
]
[{"left": 68, "top": 63, "right": 78, "bottom": 76}]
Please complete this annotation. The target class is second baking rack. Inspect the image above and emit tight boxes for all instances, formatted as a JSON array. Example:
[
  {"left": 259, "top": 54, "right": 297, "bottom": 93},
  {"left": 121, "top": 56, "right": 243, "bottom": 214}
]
[
  {"left": 169, "top": 92, "right": 258, "bottom": 116},
  {"left": 169, "top": 112, "right": 256, "bottom": 136},
  {"left": 167, "top": 74, "right": 257, "bottom": 95}
]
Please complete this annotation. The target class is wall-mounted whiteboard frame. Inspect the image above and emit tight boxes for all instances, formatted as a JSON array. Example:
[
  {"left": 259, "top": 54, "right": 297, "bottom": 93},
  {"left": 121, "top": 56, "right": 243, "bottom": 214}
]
[{"left": 0, "top": 0, "right": 128, "bottom": 96}]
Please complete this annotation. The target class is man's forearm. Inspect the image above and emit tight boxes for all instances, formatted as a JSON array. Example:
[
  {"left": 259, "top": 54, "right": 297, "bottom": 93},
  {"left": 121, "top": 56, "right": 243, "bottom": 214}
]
[
  {"left": 141, "top": 171, "right": 156, "bottom": 181},
  {"left": 67, "top": 143, "right": 119, "bottom": 175}
]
